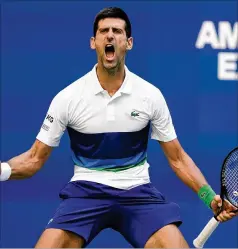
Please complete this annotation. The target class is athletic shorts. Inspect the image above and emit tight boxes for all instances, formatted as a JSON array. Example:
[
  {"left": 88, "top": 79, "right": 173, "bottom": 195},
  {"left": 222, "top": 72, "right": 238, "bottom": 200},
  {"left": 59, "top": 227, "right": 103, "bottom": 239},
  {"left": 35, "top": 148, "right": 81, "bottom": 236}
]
[{"left": 46, "top": 180, "right": 182, "bottom": 247}]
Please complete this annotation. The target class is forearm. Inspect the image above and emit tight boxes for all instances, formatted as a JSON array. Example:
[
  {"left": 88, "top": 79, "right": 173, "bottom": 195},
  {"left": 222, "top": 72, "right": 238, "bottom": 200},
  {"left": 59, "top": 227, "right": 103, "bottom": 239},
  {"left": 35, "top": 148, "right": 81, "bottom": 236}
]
[
  {"left": 1, "top": 140, "right": 52, "bottom": 180},
  {"left": 7, "top": 150, "right": 44, "bottom": 179},
  {"left": 160, "top": 139, "right": 216, "bottom": 208},
  {"left": 169, "top": 149, "right": 208, "bottom": 193}
]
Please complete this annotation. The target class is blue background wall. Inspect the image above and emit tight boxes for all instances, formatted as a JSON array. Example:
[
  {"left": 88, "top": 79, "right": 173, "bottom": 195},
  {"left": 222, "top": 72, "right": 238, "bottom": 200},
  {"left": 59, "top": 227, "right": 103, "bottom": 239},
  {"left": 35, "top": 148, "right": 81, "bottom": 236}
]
[{"left": 1, "top": 1, "right": 237, "bottom": 248}]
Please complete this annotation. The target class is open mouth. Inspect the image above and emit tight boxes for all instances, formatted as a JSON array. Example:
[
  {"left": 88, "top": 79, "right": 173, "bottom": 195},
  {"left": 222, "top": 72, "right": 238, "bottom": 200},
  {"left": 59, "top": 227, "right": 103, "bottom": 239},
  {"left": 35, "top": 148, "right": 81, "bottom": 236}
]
[{"left": 105, "top": 44, "right": 115, "bottom": 60}]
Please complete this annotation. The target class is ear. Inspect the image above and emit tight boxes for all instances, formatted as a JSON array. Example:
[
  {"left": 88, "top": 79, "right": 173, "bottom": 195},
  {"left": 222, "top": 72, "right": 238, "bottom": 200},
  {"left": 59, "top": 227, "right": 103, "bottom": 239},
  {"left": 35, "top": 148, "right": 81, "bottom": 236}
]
[
  {"left": 90, "top": 37, "right": 96, "bottom": 50},
  {"left": 126, "top": 37, "right": 133, "bottom": 51}
]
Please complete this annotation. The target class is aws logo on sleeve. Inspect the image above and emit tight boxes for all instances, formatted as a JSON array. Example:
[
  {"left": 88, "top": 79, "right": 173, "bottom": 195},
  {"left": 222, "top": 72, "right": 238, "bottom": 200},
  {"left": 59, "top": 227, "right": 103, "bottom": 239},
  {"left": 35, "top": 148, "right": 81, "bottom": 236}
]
[{"left": 45, "top": 114, "right": 54, "bottom": 123}]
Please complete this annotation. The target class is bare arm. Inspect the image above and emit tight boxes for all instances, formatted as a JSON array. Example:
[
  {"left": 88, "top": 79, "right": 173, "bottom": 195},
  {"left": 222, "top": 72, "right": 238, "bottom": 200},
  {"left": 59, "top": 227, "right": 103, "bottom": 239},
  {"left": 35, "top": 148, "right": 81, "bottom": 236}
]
[
  {"left": 6, "top": 140, "right": 53, "bottom": 180},
  {"left": 159, "top": 138, "right": 208, "bottom": 193},
  {"left": 160, "top": 138, "right": 238, "bottom": 221}
]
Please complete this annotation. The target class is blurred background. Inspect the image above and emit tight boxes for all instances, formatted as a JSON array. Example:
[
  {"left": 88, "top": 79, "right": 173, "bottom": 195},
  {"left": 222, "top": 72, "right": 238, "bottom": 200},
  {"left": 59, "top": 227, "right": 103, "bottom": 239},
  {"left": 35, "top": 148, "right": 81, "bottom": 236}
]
[{"left": 1, "top": 1, "right": 237, "bottom": 248}]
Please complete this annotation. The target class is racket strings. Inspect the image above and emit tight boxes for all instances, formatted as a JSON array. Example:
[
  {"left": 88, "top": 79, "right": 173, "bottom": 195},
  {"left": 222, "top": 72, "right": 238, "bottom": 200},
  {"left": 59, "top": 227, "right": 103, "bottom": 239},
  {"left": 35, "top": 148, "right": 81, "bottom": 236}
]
[{"left": 224, "top": 149, "right": 238, "bottom": 207}]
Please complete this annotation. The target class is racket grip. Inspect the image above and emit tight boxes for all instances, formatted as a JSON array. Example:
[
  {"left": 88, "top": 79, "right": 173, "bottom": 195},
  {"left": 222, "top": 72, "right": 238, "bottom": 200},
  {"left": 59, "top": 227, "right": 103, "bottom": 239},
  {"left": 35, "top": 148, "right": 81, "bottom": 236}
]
[{"left": 193, "top": 217, "right": 220, "bottom": 248}]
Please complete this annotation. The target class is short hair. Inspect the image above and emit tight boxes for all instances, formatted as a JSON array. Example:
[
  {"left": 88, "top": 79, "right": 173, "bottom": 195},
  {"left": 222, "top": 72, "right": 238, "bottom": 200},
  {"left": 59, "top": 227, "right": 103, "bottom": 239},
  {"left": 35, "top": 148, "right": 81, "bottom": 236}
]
[{"left": 93, "top": 7, "right": 132, "bottom": 38}]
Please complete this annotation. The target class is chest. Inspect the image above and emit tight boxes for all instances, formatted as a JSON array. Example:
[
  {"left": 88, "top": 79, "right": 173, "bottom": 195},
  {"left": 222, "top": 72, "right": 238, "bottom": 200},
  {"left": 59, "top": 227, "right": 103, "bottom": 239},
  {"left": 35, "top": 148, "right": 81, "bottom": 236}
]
[{"left": 69, "top": 93, "right": 153, "bottom": 133}]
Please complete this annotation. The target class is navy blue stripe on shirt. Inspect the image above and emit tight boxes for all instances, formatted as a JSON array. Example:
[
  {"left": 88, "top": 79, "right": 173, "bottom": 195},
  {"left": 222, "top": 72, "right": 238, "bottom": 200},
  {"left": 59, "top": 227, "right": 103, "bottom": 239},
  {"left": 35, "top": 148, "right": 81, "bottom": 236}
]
[{"left": 67, "top": 123, "right": 150, "bottom": 162}]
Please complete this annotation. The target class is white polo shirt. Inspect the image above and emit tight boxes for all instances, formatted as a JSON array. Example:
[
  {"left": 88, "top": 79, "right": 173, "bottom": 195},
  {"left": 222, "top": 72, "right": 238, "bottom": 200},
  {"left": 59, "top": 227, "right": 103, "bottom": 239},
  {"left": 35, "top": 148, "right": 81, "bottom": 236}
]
[{"left": 36, "top": 65, "right": 177, "bottom": 189}]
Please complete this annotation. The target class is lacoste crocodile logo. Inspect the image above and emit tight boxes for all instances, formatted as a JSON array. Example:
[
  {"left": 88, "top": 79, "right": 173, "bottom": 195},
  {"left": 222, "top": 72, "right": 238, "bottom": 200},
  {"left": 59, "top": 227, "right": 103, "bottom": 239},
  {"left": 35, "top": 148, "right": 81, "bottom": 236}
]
[{"left": 131, "top": 111, "right": 139, "bottom": 117}]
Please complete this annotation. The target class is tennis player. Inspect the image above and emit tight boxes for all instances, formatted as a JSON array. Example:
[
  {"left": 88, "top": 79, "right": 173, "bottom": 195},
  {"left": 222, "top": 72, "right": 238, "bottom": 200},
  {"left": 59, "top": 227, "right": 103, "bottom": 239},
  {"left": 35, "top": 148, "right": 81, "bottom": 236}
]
[{"left": 1, "top": 7, "right": 237, "bottom": 248}]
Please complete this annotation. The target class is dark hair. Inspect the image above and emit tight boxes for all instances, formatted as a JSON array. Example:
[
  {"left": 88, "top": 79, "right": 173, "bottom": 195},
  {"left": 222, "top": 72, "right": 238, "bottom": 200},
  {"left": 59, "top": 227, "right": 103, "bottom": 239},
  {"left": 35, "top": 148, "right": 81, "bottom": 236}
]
[{"left": 93, "top": 7, "right": 132, "bottom": 38}]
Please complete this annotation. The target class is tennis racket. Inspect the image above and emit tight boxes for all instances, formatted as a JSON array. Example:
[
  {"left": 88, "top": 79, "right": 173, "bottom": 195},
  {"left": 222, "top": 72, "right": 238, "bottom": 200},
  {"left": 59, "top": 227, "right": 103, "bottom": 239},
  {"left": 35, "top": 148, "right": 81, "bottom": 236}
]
[{"left": 193, "top": 147, "right": 238, "bottom": 248}]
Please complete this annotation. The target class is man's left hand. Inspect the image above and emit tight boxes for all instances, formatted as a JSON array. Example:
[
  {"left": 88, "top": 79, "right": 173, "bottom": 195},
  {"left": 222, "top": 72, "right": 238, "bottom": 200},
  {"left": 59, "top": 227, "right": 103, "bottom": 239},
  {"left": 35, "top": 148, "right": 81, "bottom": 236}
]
[{"left": 210, "top": 195, "right": 237, "bottom": 222}]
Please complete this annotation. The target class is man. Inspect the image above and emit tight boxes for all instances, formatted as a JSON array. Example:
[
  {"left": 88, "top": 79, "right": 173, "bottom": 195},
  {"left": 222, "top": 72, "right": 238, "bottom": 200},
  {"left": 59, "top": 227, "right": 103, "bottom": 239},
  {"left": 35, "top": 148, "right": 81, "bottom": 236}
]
[{"left": 1, "top": 7, "right": 237, "bottom": 248}]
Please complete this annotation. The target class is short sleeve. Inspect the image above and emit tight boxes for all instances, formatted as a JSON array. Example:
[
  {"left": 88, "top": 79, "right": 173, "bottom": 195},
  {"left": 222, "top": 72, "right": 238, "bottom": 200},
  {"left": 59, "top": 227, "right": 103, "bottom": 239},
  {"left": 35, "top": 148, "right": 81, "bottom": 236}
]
[
  {"left": 36, "top": 93, "right": 68, "bottom": 147},
  {"left": 151, "top": 89, "right": 177, "bottom": 142}
]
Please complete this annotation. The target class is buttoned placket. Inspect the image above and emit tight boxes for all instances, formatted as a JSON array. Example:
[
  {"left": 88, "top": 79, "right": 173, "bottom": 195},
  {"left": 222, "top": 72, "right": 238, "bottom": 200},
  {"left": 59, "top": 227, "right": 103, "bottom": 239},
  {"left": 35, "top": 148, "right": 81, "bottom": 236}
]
[{"left": 102, "top": 90, "right": 122, "bottom": 121}]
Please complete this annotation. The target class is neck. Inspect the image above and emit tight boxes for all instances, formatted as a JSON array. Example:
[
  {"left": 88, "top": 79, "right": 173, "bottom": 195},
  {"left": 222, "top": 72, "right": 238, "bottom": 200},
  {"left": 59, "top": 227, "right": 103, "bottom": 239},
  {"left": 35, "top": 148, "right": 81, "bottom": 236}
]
[{"left": 96, "top": 62, "right": 125, "bottom": 96}]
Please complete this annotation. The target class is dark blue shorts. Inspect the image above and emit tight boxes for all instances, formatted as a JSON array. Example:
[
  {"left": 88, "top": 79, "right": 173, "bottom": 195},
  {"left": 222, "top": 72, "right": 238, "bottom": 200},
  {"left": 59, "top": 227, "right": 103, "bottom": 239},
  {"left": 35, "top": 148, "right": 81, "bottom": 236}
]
[{"left": 46, "top": 180, "right": 182, "bottom": 247}]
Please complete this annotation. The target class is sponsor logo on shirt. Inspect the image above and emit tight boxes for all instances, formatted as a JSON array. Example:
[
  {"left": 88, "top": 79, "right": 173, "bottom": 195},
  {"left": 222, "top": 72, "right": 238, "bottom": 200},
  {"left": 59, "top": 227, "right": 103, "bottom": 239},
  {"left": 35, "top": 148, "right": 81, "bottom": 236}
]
[
  {"left": 131, "top": 111, "right": 139, "bottom": 117},
  {"left": 42, "top": 123, "right": 50, "bottom": 131},
  {"left": 46, "top": 114, "right": 54, "bottom": 123}
]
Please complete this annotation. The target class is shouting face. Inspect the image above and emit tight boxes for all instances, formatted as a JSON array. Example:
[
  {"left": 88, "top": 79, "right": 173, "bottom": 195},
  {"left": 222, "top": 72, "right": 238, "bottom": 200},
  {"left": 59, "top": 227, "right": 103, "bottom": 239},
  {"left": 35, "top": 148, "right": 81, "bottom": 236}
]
[{"left": 91, "top": 18, "right": 133, "bottom": 71}]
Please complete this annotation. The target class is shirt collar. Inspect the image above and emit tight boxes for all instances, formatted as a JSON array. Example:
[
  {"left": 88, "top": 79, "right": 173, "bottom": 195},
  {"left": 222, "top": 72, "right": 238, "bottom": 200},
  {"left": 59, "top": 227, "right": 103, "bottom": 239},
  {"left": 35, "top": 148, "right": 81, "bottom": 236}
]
[{"left": 90, "top": 64, "right": 132, "bottom": 95}]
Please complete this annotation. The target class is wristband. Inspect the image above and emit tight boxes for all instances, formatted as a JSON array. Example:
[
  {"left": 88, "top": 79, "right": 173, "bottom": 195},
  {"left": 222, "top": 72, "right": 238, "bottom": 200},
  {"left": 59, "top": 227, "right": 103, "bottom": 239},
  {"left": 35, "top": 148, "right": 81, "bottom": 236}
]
[
  {"left": 198, "top": 185, "right": 216, "bottom": 209},
  {"left": 0, "top": 162, "right": 12, "bottom": 181}
]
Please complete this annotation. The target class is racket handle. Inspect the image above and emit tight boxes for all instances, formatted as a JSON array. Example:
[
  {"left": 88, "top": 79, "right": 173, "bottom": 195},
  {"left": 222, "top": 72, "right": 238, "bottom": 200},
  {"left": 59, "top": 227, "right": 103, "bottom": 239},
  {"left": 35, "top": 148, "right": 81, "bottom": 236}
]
[{"left": 193, "top": 217, "right": 220, "bottom": 248}]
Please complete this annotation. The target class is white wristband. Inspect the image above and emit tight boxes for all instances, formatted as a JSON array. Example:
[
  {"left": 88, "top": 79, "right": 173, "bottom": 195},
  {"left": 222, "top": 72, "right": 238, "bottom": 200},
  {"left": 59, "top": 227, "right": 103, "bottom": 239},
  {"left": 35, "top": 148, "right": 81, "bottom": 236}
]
[{"left": 0, "top": 162, "right": 12, "bottom": 181}]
